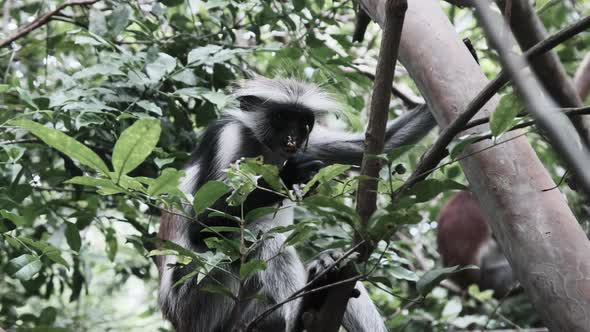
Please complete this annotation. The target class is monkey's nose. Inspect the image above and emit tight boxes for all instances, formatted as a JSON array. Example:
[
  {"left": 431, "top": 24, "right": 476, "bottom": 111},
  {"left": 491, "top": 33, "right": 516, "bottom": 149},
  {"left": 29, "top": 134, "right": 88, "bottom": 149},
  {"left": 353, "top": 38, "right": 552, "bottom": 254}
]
[{"left": 283, "top": 137, "right": 298, "bottom": 153}]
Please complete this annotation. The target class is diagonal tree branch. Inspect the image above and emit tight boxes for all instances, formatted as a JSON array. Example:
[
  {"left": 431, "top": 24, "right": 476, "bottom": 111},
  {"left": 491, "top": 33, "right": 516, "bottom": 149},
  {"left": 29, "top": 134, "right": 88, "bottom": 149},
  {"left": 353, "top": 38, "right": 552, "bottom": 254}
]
[
  {"left": 473, "top": 0, "right": 590, "bottom": 198},
  {"left": 394, "top": 14, "right": 590, "bottom": 196},
  {"left": 499, "top": 0, "right": 590, "bottom": 146},
  {"left": 0, "top": 0, "right": 99, "bottom": 49}
]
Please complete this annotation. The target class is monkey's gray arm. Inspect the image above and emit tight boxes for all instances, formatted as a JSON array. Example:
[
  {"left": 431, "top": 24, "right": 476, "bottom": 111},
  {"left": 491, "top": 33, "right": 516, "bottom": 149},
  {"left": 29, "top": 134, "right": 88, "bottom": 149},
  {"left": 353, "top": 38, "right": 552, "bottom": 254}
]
[{"left": 306, "top": 104, "right": 436, "bottom": 165}]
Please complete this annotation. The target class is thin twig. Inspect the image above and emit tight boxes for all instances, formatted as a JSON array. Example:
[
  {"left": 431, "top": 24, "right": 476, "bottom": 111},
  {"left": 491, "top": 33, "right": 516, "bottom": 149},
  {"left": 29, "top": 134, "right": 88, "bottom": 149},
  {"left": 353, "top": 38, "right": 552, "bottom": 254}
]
[
  {"left": 464, "top": 106, "right": 590, "bottom": 131},
  {"left": 0, "top": 0, "right": 100, "bottom": 49}
]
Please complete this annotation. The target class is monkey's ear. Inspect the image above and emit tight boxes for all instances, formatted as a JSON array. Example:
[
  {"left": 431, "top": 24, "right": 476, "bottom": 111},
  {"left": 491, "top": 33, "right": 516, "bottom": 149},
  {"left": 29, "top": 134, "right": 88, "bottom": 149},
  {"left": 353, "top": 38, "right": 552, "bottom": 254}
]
[{"left": 238, "top": 95, "right": 265, "bottom": 111}]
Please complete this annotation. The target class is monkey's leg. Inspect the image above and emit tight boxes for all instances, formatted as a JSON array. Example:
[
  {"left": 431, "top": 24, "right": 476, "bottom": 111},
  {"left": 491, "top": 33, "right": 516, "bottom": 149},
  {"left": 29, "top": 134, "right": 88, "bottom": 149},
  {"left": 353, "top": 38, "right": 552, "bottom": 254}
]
[{"left": 304, "top": 250, "right": 389, "bottom": 332}]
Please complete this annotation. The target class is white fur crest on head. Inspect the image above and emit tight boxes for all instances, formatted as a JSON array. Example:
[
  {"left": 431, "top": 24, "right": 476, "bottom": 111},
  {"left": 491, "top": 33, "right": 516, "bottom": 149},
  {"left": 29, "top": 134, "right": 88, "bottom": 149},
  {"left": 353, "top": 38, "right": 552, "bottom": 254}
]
[{"left": 234, "top": 77, "right": 340, "bottom": 114}]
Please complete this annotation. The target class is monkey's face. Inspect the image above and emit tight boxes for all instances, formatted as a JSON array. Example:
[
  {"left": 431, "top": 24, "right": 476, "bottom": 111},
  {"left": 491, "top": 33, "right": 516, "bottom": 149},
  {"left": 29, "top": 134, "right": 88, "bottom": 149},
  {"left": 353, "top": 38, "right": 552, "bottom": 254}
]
[{"left": 263, "top": 107, "right": 315, "bottom": 158}]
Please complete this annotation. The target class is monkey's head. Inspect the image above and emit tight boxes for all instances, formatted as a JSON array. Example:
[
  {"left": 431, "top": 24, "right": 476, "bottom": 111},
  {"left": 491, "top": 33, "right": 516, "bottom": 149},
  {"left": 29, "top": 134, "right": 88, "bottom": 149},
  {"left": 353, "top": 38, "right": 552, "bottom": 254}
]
[{"left": 234, "top": 78, "right": 339, "bottom": 157}]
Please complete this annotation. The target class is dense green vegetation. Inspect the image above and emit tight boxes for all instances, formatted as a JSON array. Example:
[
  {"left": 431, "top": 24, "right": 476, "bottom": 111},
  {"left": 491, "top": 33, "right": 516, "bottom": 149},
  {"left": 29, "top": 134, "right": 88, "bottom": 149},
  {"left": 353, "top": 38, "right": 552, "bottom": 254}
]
[{"left": 1, "top": 0, "right": 589, "bottom": 331}]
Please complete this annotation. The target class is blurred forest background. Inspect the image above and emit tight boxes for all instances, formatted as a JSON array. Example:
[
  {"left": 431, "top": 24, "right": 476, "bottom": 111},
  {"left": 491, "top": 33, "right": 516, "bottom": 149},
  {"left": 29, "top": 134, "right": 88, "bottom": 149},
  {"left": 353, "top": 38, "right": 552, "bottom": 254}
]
[{"left": 1, "top": 0, "right": 590, "bottom": 331}]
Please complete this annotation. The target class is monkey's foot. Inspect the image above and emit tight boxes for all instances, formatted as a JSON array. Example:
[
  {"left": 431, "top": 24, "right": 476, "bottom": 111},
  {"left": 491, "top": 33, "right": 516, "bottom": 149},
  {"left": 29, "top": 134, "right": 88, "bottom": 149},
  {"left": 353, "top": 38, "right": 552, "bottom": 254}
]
[{"left": 306, "top": 249, "right": 344, "bottom": 282}]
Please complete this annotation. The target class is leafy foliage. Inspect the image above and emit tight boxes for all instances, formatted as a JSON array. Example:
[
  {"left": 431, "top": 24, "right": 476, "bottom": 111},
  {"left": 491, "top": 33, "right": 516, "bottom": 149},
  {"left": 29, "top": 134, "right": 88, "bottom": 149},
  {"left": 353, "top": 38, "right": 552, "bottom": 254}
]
[{"left": 0, "top": 0, "right": 587, "bottom": 331}]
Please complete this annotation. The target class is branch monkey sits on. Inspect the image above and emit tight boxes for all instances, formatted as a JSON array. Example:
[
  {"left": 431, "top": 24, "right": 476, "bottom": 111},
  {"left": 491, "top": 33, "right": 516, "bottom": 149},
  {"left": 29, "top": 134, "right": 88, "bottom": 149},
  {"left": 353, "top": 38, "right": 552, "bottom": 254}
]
[{"left": 156, "top": 78, "right": 436, "bottom": 332}]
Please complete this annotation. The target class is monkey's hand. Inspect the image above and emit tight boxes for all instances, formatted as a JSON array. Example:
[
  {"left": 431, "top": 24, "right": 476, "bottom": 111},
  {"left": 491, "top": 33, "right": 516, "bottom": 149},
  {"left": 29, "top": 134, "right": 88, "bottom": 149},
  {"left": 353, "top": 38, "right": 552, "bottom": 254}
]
[
  {"left": 280, "top": 154, "right": 325, "bottom": 189},
  {"left": 305, "top": 249, "right": 344, "bottom": 283}
]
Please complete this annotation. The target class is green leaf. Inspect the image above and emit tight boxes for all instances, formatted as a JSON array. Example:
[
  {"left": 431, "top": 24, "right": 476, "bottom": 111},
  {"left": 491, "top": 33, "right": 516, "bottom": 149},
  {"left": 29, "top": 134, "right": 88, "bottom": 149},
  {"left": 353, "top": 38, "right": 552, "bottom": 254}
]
[
  {"left": 65, "top": 176, "right": 124, "bottom": 195},
  {"left": 407, "top": 179, "right": 467, "bottom": 203},
  {"left": 245, "top": 207, "right": 278, "bottom": 223},
  {"left": 490, "top": 93, "right": 522, "bottom": 137},
  {"left": 193, "top": 181, "right": 231, "bottom": 214},
  {"left": 416, "top": 265, "right": 478, "bottom": 296},
  {"left": 174, "top": 87, "right": 207, "bottom": 99},
  {"left": 240, "top": 259, "right": 267, "bottom": 279},
  {"left": 187, "top": 45, "right": 223, "bottom": 65},
  {"left": 146, "top": 53, "right": 176, "bottom": 81},
  {"left": 240, "top": 159, "right": 283, "bottom": 192},
  {"left": 154, "top": 157, "right": 175, "bottom": 169},
  {"left": 0, "top": 84, "right": 10, "bottom": 92},
  {"left": 159, "top": 240, "right": 198, "bottom": 259},
  {"left": 284, "top": 225, "right": 313, "bottom": 247},
  {"left": 89, "top": 8, "right": 107, "bottom": 36},
  {"left": 137, "top": 100, "right": 163, "bottom": 116},
  {"left": 0, "top": 210, "right": 27, "bottom": 226},
  {"left": 202, "top": 91, "right": 230, "bottom": 109},
  {"left": 200, "top": 283, "right": 236, "bottom": 299},
  {"left": 4, "top": 235, "right": 21, "bottom": 249},
  {"left": 8, "top": 254, "right": 42, "bottom": 280},
  {"left": 390, "top": 266, "right": 419, "bottom": 282},
  {"left": 108, "top": 4, "right": 131, "bottom": 37},
  {"left": 11, "top": 120, "right": 109, "bottom": 175},
  {"left": 172, "top": 269, "right": 200, "bottom": 287},
  {"left": 303, "top": 164, "right": 350, "bottom": 194},
  {"left": 171, "top": 69, "right": 198, "bottom": 85},
  {"left": 18, "top": 238, "right": 69, "bottom": 267},
  {"left": 112, "top": 118, "right": 161, "bottom": 180},
  {"left": 65, "top": 222, "right": 82, "bottom": 252},
  {"left": 148, "top": 168, "right": 184, "bottom": 196}
]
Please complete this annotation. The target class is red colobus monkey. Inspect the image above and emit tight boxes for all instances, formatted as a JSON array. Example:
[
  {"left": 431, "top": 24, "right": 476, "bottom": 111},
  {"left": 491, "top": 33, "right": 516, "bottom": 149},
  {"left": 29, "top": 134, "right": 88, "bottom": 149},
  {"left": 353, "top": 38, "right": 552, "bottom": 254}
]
[
  {"left": 437, "top": 191, "right": 516, "bottom": 297},
  {"left": 156, "top": 78, "right": 436, "bottom": 331}
]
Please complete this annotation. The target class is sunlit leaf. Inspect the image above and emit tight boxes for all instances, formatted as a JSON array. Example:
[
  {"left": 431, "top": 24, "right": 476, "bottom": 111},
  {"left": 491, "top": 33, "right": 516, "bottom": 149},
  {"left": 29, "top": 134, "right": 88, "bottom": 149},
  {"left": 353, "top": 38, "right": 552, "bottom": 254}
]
[
  {"left": 11, "top": 120, "right": 110, "bottom": 175},
  {"left": 8, "top": 254, "right": 42, "bottom": 280},
  {"left": 18, "top": 237, "right": 69, "bottom": 268},
  {"left": 146, "top": 53, "right": 177, "bottom": 81},
  {"left": 112, "top": 118, "right": 161, "bottom": 181}
]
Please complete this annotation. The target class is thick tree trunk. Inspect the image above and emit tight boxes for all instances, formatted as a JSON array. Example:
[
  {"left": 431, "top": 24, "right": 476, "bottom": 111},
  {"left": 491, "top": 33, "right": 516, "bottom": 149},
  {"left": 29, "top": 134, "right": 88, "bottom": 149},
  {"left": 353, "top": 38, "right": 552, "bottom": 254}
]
[{"left": 360, "top": 0, "right": 590, "bottom": 330}]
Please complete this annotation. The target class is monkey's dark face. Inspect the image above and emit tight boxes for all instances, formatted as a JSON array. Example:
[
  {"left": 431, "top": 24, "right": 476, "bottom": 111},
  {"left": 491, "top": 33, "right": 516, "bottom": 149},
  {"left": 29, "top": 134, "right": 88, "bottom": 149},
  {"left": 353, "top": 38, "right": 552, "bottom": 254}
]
[{"left": 262, "top": 106, "right": 315, "bottom": 158}]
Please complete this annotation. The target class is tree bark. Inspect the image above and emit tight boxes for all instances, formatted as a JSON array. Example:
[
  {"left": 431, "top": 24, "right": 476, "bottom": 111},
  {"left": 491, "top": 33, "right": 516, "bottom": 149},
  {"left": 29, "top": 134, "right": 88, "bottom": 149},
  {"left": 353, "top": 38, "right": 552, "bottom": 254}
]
[
  {"left": 360, "top": 0, "right": 590, "bottom": 330},
  {"left": 575, "top": 52, "right": 590, "bottom": 100}
]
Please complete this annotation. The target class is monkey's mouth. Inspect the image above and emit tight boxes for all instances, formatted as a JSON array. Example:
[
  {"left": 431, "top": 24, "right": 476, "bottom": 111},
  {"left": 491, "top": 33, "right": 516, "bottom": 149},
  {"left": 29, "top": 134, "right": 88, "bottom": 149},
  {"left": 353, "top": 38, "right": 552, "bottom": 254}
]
[
  {"left": 280, "top": 144, "right": 299, "bottom": 158},
  {"left": 283, "top": 145, "right": 298, "bottom": 154}
]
